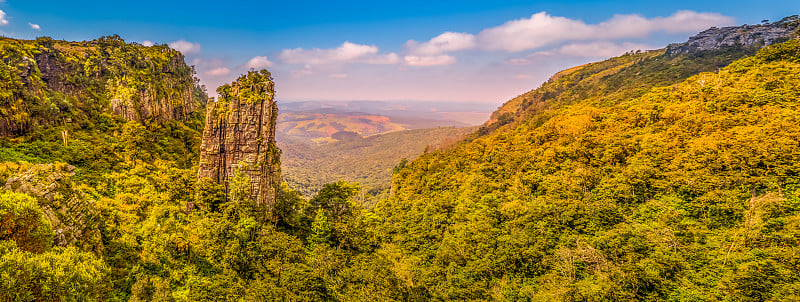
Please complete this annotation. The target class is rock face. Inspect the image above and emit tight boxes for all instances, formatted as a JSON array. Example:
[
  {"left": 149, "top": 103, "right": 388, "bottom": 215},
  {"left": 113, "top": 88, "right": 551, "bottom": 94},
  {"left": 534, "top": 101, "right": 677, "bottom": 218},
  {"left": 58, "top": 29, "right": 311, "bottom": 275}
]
[
  {"left": 197, "top": 70, "right": 281, "bottom": 211},
  {"left": 0, "top": 35, "right": 204, "bottom": 136},
  {"left": 667, "top": 16, "right": 799, "bottom": 56},
  {"left": 4, "top": 163, "right": 103, "bottom": 251}
]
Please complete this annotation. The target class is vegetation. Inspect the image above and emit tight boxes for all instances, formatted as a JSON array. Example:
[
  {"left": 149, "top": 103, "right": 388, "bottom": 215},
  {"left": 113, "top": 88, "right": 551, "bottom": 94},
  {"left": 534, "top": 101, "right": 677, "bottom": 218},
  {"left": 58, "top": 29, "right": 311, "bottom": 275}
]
[
  {"left": 378, "top": 38, "right": 800, "bottom": 300},
  {"left": 281, "top": 126, "right": 476, "bottom": 203},
  {"left": 2, "top": 31, "right": 800, "bottom": 301},
  {"left": 0, "top": 35, "right": 205, "bottom": 137}
]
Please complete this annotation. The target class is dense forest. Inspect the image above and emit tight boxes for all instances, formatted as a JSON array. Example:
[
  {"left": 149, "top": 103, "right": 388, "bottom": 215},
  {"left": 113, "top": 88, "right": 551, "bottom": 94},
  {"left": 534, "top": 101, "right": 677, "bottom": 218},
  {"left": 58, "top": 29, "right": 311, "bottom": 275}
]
[
  {"left": 1, "top": 17, "right": 800, "bottom": 301},
  {"left": 281, "top": 126, "right": 476, "bottom": 202}
]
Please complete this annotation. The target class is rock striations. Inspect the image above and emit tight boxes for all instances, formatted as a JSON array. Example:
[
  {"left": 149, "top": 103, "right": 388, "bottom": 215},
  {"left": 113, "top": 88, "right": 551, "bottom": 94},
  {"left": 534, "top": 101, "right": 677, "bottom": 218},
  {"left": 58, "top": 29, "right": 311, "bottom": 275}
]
[
  {"left": 197, "top": 70, "right": 281, "bottom": 212},
  {"left": 4, "top": 163, "right": 103, "bottom": 252},
  {"left": 667, "top": 15, "right": 799, "bottom": 55},
  {"left": 0, "top": 35, "right": 205, "bottom": 136}
]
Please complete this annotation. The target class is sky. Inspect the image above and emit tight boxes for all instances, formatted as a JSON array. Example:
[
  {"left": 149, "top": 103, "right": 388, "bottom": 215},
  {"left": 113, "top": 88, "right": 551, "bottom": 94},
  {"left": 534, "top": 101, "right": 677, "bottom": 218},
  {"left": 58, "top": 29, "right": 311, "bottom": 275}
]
[{"left": 0, "top": 0, "right": 796, "bottom": 104}]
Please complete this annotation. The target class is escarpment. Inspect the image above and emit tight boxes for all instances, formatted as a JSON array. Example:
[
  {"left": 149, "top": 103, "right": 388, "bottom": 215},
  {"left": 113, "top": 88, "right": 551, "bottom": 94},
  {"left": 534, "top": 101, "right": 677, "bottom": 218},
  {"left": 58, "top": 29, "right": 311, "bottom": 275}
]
[
  {"left": 666, "top": 15, "right": 799, "bottom": 55},
  {"left": 0, "top": 35, "right": 205, "bottom": 136},
  {"left": 197, "top": 70, "right": 281, "bottom": 212},
  {"left": 480, "top": 16, "right": 800, "bottom": 136}
]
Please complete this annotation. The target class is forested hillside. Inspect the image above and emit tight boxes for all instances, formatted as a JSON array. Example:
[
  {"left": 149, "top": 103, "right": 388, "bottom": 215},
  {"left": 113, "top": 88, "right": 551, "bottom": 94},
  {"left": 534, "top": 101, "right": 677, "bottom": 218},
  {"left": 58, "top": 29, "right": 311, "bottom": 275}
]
[
  {"left": 379, "top": 24, "right": 800, "bottom": 300},
  {"left": 281, "top": 126, "right": 476, "bottom": 201},
  {"left": 1, "top": 17, "right": 799, "bottom": 301}
]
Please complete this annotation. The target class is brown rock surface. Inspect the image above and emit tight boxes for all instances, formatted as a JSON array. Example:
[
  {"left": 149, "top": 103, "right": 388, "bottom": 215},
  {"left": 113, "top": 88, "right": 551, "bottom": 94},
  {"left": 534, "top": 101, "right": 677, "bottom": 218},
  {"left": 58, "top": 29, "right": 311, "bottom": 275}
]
[
  {"left": 3, "top": 163, "right": 103, "bottom": 251},
  {"left": 667, "top": 16, "right": 799, "bottom": 56},
  {"left": 197, "top": 70, "right": 281, "bottom": 212}
]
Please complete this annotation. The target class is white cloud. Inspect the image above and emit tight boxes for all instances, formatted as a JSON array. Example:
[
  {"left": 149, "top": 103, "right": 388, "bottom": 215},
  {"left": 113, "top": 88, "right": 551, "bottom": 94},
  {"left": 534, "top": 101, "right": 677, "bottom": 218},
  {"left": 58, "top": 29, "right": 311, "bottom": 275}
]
[
  {"left": 329, "top": 73, "right": 348, "bottom": 79},
  {"left": 404, "top": 11, "right": 733, "bottom": 55},
  {"left": 477, "top": 11, "right": 734, "bottom": 52},
  {"left": 404, "top": 55, "right": 457, "bottom": 67},
  {"left": 205, "top": 67, "right": 231, "bottom": 76},
  {"left": 405, "top": 32, "right": 476, "bottom": 55},
  {"left": 650, "top": 10, "right": 738, "bottom": 34},
  {"left": 502, "top": 41, "right": 652, "bottom": 67},
  {"left": 0, "top": 10, "right": 8, "bottom": 26},
  {"left": 556, "top": 41, "right": 652, "bottom": 57},
  {"left": 246, "top": 56, "right": 274, "bottom": 69},
  {"left": 169, "top": 40, "right": 201, "bottom": 54},
  {"left": 280, "top": 41, "right": 400, "bottom": 66},
  {"left": 28, "top": 23, "right": 40, "bottom": 30},
  {"left": 142, "top": 40, "right": 155, "bottom": 47},
  {"left": 361, "top": 52, "right": 401, "bottom": 64}
]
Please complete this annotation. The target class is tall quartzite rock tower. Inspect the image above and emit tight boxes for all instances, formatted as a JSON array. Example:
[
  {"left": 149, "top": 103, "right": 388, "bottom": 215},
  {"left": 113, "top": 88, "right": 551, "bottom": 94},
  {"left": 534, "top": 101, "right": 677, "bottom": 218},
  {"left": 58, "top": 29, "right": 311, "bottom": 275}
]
[{"left": 197, "top": 69, "right": 281, "bottom": 209}]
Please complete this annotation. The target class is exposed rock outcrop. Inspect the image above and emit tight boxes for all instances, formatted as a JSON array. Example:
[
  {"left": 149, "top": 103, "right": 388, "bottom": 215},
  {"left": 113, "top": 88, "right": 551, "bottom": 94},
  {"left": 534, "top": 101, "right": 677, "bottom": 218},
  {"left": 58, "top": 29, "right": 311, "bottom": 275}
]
[
  {"left": 667, "top": 16, "right": 799, "bottom": 56},
  {"left": 3, "top": 163, "right": 103, "bottom": 252},
  {"left": 0, "top": 35, "right": 205, "bottom": 136},
  {"left": 197, "top": 70, "right": 281, "bottom": 213}
]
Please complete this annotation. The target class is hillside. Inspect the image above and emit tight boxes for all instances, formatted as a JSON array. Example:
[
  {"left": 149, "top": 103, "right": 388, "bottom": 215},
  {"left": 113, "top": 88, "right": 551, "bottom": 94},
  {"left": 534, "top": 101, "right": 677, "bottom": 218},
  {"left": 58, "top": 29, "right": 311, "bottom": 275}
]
[
  {"left": 481, "top": 17, "right": 798, "bottom": 138},
  {"left": 277, "top": 109, "right": 468, "bottom": 144},
  {"left": 2, "top": 17, "right": 800, "bottom": 301},
  {"left": 280, "top": 126, "right": 476, "bottom": 200},
  {"left": 377, "top": 18, "right": 800, "bottom": 300},
  {"left": 280, "top": 100, "right": 495, "bottom": 126}
]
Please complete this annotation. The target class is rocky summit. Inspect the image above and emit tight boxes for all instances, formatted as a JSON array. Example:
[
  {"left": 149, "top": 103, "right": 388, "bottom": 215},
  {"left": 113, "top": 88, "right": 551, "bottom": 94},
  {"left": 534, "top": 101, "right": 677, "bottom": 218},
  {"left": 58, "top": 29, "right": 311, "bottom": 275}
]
[{"left": 667, "top": 15, "right": 799, "bottom": 55}]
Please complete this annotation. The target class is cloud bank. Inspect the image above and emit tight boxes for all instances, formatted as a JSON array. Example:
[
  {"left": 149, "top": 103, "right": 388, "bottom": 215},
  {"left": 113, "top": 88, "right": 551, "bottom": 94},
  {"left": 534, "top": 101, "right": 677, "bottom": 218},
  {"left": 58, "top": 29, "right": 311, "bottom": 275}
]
[
  {"left": 277, "top": 10, "right": 733, "bottom": 75},
  {"left": 280, "top": 41, "right": 400, "bottom": 66},
  {"left": 407, "top": 10, "right": 734, "bottom": 54},
  {"left": 194, "top": 10, "right": 735, "bottom": 102}
]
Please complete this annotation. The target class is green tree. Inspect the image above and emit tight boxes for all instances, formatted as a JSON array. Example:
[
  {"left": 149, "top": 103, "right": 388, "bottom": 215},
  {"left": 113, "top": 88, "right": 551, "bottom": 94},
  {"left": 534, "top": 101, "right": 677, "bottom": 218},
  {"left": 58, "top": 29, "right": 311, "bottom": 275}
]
[
  {"left": 0, "top": 191, "right": 52, "bottom": 253},
  {"left": 309, "top": 208, "right": 331, "bottom": 247}
]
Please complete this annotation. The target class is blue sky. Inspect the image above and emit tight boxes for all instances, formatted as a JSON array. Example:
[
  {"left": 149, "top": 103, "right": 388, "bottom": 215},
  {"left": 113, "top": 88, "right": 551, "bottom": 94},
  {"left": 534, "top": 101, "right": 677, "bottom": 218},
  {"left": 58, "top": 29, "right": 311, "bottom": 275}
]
[{"left": 0, "top": 1, "right": 796, "bottom": 104}]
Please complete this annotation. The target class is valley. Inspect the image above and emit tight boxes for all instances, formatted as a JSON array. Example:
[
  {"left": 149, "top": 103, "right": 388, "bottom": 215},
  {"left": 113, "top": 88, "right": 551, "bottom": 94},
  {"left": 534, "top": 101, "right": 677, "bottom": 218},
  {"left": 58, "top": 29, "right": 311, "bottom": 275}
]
[
  {"left": 0, "top": 6, "right": 798, "bottom": 301},
  {"left": 276, "top": 101, "right": 487, "bottom": 199}
]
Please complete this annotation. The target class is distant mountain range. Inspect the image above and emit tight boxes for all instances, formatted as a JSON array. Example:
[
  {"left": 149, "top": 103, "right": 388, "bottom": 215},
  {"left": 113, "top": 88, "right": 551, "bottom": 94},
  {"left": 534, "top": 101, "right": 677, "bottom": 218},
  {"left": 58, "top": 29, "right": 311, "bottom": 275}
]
[
  {"left": 276, "top": 100, "right": 494, "bottom": 144},
  {"left": 279, "top": 100, "right": 496, "bottom": 125},
  {"left": 276, "top": 100, "right": 486, "bottom": 196}
]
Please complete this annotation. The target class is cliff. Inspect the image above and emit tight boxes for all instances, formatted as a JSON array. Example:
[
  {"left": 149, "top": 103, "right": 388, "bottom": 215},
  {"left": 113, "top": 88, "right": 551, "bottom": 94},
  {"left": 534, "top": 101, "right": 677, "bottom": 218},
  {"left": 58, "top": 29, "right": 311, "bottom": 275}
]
[
  {"left": 666, "top": 15, "right": 799, "bottom": 55},
  {"left": 0, "top": 35, "right": 205, "bottom": 136},
  {"left": 197, "top": 70, "right": 281, "bottom": 212}
]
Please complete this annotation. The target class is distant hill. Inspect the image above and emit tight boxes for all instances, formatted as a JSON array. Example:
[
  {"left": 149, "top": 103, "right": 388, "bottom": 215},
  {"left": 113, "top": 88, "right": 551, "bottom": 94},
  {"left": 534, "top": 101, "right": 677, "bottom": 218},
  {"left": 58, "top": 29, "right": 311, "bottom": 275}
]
[
  {"left": 280, "top": 100, "right": 495, "bottom": 125},
  {"left": 276, "top": 100, "right": 484, "bottom": 201},
  {"left": 276, "top": 109, "right": 469, "bottom": 144},
  {"left": 279, "top": 126, "right": 477, "bottom": 202}
]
